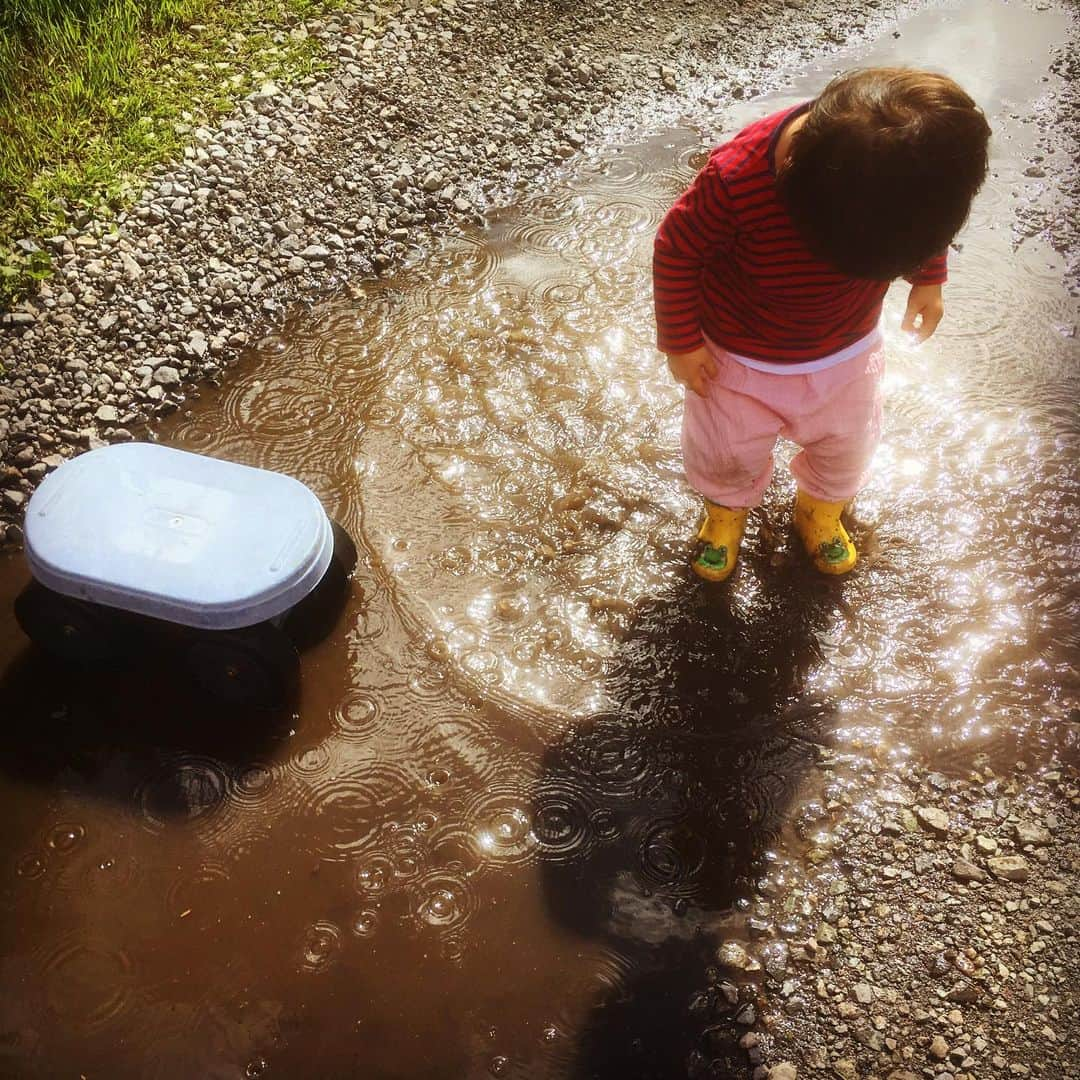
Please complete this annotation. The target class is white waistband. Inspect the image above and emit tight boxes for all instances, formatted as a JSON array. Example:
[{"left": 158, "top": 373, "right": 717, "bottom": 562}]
[{"left": 715, "top": 326, "right": 883, "bottom": 375}]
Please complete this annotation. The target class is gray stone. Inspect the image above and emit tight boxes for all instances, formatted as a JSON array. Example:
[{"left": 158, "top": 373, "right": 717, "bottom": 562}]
[
  {"left": 734, "top": 1003, "right": 756, "bottom": 1025},
  {"left": 119, "top": 251, "right": 143, "bottom": 281},
  {"left": 95, "top": 405, "right": 119, "bottom": 424},
  {"left": 151, "top": 366, "right": 181, "bottom": 388},
  {"left": 186, "top": 333, "right": 208, "bottom": 358},
  {"left": 251, "top": 80, "right": 281, "bottom": 108}
]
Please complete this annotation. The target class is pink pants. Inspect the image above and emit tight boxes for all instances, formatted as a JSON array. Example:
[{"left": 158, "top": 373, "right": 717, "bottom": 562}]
[{"left": 682, "top": 339, "right": 885, "bottom": 508}]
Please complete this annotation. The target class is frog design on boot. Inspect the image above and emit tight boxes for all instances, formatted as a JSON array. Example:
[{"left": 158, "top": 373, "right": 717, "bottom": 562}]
[
  {"left": 692, "top": 502, "right": 748, "bottom": 582},
  {"left": 793, "top": 489, "right": 857, "bottom": 575}
]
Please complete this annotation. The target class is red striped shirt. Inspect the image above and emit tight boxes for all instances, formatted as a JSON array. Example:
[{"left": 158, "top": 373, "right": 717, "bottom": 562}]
[{"left": 653, "top": 103, "right": 948, "bottom": 363}]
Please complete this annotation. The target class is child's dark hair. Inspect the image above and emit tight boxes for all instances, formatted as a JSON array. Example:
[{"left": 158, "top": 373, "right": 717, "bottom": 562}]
[{"left": 776, "top": 68, "right": 991, "bottom": 280}]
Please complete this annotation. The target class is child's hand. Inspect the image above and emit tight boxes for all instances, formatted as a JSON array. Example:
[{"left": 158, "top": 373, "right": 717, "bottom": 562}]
[
  {"left": 666, "top": 345, "right": 717, "bottom": 397},
  {"left": 901, "top": 284, "right": 944, "bottom": 343}
]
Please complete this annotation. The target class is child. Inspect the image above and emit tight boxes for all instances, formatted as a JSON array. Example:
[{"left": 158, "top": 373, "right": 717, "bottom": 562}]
[{"left": 653, "top": 68, "right": 991, "bottom": 580}]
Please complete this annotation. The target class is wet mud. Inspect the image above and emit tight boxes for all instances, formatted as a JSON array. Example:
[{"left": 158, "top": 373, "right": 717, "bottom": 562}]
[{"left": 0, "top": 1, "right": 1077, "bottom": 1077}]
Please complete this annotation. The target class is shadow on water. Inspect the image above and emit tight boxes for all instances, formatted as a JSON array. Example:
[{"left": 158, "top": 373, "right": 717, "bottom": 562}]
[
  {"left": 536, "top": 563, "right": 842, "bottom": 1078},
  {"left": 0, "top": 644, "right": 294, "bottom": 813},
  {"left": 0, "top": 550, "right": 357, "bottom": 823}
]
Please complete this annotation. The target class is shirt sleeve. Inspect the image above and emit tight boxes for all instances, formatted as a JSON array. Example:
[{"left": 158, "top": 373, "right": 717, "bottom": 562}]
[
  {"left": 905, "top": 250, "right": 948, "bottom": 286},
  {"left": 653, "top": 158, "right": 737, "bottom": 354}
]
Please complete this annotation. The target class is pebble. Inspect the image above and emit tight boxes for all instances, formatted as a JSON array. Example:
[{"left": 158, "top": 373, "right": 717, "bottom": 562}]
[
  {"left": 717, "top": 941, "right": 759, "bottom": 972},
  {"left": 930, "top": 1035, "right": 950, "bottom": 1060},
  {"left": 118, "top": 251, "right": 143, "bottom": 280},
  {"left": 987, "top": 855, "right": 1031, "bottom": 882},
  {"left": 951, "top": 858, "right": 988, "bottom": 883},
  {"left": 768, "top": 1065, "right": 797, "bottom": 1080},
  {"left": 152, "top": 366, "right": 182, "bottom": 388},
  {"left": 1013, "top": 821, "right": 1051, "bottom": 846},
  {"left": 915, "top": 806, "right": 950, "bottom": 834}
]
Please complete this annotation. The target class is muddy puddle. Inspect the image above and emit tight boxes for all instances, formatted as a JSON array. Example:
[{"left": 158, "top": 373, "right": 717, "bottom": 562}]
[{"left": 0, "top": 1, "right": 1077, "bottom": 1077}]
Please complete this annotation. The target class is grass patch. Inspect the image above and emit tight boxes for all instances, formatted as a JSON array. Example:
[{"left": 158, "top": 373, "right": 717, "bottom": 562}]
[{"left": 0, "top": 0, "right": 347, "bottom": 309}]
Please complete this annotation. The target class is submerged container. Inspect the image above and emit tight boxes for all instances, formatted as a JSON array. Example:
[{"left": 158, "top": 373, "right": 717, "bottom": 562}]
[{"left": 15, "top": 443, "right": 356, "bottom": 706}]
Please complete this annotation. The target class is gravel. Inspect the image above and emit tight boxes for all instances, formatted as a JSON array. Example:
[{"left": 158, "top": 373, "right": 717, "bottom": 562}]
[{"left": 687, "top": 755, "right": 1079, "bottom": 1079}]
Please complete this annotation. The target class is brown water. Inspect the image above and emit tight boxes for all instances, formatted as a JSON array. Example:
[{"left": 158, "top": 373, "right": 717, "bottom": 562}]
[{"left": 0, "top": 2, "right": 1077, "bottom": 1077}]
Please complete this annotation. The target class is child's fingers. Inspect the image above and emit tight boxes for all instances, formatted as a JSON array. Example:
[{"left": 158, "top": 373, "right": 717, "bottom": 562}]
[
  {"left": 900, "top": 303, "right": 918, "bottom": 334},
  {"left": 916, "top": 305, "right": 943, "bottom": 342}
]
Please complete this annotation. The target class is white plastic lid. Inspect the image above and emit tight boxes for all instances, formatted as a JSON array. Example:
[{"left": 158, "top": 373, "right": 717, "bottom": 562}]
[{"left": 24, "top": 443, "right": 334, "bottom": 630}]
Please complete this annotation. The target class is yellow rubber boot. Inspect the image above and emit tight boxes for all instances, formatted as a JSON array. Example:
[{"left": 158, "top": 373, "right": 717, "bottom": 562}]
[
  {"left": 793, "top": 489, "right": 857, "bottom": 575},
  {"left": 692, "top": 502, "right": 748, "bottom": 582}
]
